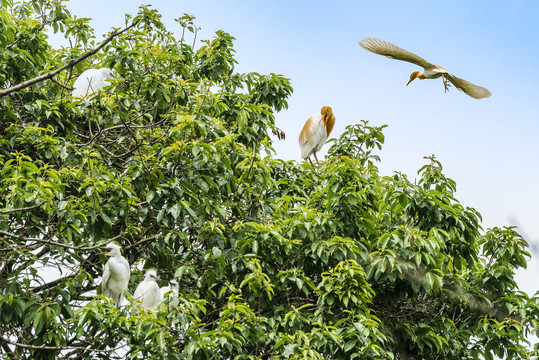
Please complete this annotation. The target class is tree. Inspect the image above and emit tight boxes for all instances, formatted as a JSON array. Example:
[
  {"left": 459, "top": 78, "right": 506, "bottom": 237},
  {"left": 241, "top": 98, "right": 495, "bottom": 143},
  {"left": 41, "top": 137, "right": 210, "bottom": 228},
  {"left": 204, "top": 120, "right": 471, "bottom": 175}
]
[{"left": 0, "top": 1, "right": 538, "bottom": 359}]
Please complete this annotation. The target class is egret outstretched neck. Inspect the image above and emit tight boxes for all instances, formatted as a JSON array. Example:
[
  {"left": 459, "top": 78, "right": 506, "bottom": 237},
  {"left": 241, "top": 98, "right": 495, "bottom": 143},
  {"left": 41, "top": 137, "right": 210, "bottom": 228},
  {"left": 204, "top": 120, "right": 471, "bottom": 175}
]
[{"left": 359, "top": 37, "right": 491, "bottom": 99}]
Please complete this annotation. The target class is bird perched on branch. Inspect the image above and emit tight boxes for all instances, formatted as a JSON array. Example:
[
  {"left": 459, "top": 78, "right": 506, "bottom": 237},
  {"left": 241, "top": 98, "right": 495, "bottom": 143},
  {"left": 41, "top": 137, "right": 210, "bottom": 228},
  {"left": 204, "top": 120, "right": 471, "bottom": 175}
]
[
  {"left": 100, "top": 243, "right": 130, "bottom": 306},
  {"left": 160, "top": 279, "right": 179, "bottom": 307},
  {"left": 133, "top": 269, "right": 162, "bottom": 310},
  {"left": 72, "top": 68, "right": 116, "bottom": 97},
  {"left": 299, "top": 106, "right": 335, "bottom": 166},
  {"left": 359, "top": 37, "right": 491, "bottom": 99}
]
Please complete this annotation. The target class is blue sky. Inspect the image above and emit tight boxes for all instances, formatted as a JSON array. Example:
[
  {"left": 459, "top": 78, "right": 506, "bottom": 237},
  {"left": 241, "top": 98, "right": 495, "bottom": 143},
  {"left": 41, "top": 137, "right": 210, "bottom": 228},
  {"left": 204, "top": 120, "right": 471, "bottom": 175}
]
[{"left": 55, "top": 1, "right": 539, "bottom": 294}]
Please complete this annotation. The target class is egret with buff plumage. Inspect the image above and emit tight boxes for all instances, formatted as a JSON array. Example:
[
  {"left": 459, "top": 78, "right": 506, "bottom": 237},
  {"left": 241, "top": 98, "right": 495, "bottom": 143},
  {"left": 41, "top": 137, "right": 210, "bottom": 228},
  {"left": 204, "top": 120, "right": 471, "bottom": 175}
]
[
  {"left": 359, "top": 37, "right": 491, "bottom": 99},
  {"left": 299, "top": 106, "right": 335, "bottom": 166}
]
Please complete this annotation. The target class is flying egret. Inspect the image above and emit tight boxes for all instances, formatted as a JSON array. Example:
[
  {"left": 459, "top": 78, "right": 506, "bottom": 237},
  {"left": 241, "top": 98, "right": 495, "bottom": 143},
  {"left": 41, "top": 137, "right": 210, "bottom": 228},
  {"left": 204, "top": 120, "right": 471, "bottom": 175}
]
[
  {"left": 72, "top": 68, "right": 116, "bottom": 97},
  {"left": 299, "top": 106, "right": 335, "bottom": 166},
  {"left": 100, "top": 243, "right": 130, "bottom": 306},
  {"left": 160, "top": 279, "right": 179, "bottom": 307},
  {"left": 133, "top": 269, "right": 162, "bottom": 310},
  {"left": 358, "top": 37, "right": 491, "bottom": 99}
]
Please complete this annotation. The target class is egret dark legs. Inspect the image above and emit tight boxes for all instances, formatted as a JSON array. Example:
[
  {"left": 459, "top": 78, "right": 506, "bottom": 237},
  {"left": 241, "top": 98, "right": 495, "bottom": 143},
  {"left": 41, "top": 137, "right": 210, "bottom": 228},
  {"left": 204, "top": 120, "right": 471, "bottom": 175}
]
[
  {"left": 306, "top": 152, "right": 320, "bottom": 170},
  {"left": 442, "top": 74, "right": 451, "bottom": 93}
]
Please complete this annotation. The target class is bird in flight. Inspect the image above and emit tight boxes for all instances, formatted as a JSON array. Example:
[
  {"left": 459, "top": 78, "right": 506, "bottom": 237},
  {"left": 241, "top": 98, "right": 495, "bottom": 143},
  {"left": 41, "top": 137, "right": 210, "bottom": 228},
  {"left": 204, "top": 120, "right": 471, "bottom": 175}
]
[
  {"left": 359, "top": 37, "right": 491, "bottom": 99},
  {"left": 299, "top": 106, "right": 335, "bottom": 166}
]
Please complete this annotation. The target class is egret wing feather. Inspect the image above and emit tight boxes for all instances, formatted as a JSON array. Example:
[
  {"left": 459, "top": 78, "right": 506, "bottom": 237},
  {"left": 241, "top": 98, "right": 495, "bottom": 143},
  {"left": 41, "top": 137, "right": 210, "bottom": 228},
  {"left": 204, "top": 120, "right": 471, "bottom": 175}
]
[
  {"left": 159, "top": 286, "right": 170, "bottom": 299},
  {"left": 447, "top": 74, "right": 492, "bottom": 99},
  {"left": 102, "top": 257, "right": 130, "bottom": 304},
  {"left": 72, "top": 69, "right": 99, "bottom": 97},
  {"left": 359, "top": 37, "right": 433, "bottom": 69},
  {"left": 133, "top": 282, "right": 146, "bottom": 300},
  {"left": 134, "top": 280, "right": 161, "bottom": 309},
  {"left": 72, "top": 68, "right": 115, "bottom": 97},
  {"left": 101, "top": 262, "right": 112, "bottom": 296}
]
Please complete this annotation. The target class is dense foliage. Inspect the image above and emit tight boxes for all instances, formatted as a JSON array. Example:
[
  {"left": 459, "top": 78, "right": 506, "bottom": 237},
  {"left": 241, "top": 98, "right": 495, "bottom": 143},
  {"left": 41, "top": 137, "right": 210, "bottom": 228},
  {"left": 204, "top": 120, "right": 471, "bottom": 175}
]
[{"left": 1, "top": 1, "right": 538, "bottom": 359}]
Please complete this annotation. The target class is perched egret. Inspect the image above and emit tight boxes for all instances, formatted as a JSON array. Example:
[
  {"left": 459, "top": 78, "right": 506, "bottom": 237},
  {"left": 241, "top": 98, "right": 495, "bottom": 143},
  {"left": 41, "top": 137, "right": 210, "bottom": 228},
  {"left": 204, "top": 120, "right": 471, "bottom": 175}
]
[
  {"left": 100, "top": 243, "right": 130, "bottom": 306},
  {"left": 72, "top": 68, "right": 116, "bottom": 97},
  {"left": 299, "top": 106, "right": 335, "bottom": 166},
  {"left": 133, "top": 269, "right": 162, "bottom": 310},
  {"left": 160, "top": 280, "right": 179, "bottom": 307},
  {"left": 359, "top": 37, "right": 491, "bottom": 99}
]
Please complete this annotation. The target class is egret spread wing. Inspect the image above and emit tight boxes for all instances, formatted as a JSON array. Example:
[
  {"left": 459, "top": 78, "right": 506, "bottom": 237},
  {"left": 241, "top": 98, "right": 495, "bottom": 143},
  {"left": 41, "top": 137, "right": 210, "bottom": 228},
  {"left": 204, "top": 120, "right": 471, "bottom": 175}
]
[
  {"left": 359, "top": 37, "right": 433, "bottom": 69},
  {"left": 446, "top": 74, "right": 492, "bottom": 99}
]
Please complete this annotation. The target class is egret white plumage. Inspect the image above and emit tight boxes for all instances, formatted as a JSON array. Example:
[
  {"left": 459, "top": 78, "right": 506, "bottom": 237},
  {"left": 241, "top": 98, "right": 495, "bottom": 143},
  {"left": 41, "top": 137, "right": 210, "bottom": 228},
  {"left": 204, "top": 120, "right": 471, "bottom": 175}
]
[
  {"left": 133, "top": 269, "right": 162, "bottom": 310},
  {"left": 100, "top": 243, "right": 130, "bottom": 306},
  {"left": 160, "top": 280, "right": 179, "bottom": 307},
  {"left": 72, "top": 68, "right": 116, "bottom": 97},
  {"left": 359, "top": 37, "right": 491, "bottom": 99},
  {"left": 299, "top": 106, "right": 335, "bottom": 166}
]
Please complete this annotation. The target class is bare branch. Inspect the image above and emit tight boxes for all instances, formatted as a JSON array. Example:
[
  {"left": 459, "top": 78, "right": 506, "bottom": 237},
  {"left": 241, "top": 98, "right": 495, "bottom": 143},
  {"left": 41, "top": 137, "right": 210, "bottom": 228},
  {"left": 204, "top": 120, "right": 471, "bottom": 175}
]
[
  {"left": 0, "top": 201, "right": 47, "bottom": 214},
  {"left": 0, "top": 230, "right": 125, "bottom": 251},
  {"left": 0, "top": 335, "right": 123, "bottom": 353},
  {"left": 0, "top": 20, "right": 140, "bottom": 97},
  {"left": 32, "top": 275, "right": 73, "bottom": 294}
]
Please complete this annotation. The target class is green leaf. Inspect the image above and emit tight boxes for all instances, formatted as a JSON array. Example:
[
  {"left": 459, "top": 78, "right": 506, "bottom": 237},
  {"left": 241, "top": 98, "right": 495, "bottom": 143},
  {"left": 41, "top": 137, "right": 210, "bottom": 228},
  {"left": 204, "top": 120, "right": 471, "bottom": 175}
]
[
  {"left": 344, "top": 339, "right": 355, "bottom": 352},
  {"left": 146, "top": 189, "right": 155, "bottom": 203},
  {"left": 100, "top": 213, "right": 113, "bottom": 226},
  {"left": 33, "top": 309, "right": 43, "bottom": 334},
  {"left": 1, "top": 305, "right": 12, "bottom": 323},
  {"left": 170, "top": 203, "right": 181, "bottom": 219},
  {"left": 157, "top": 332, "right": 165, "bottom": 350},
  {"left": 180, "top": 200, "right": 197, "bottom": 219}
]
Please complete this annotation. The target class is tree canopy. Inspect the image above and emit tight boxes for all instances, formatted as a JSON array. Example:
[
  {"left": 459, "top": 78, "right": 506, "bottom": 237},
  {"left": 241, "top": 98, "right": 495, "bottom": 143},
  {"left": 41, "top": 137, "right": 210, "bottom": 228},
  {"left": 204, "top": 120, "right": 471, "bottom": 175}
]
[{"left": 0, "top": 1, "right": 538, "bottom": 359}]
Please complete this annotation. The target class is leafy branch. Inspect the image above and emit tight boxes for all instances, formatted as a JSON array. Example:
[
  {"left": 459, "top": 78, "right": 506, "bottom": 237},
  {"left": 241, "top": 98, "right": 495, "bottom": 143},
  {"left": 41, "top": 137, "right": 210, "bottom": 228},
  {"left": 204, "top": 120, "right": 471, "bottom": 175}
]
[{"left": 0, "top": 20, "right": 140, "bottom": 97}]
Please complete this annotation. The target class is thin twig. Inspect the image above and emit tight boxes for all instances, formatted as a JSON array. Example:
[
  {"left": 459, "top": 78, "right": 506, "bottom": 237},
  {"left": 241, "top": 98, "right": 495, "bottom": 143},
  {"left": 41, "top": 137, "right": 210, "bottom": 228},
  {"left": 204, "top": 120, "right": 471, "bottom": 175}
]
[
  {"left": 124, "top": 235, "right": 157, "bottom": 250},
  {"left": 50, "top": 76, "right": 74, "bottom": 91},
  {"left": 72, "top": 117, "right": 166, "bottom": 147}
]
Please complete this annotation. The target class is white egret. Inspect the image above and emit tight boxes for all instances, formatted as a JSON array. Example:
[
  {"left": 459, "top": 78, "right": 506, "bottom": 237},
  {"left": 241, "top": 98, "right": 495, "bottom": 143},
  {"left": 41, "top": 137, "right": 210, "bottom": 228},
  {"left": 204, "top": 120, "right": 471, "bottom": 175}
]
[
  {"left": 359, "top": 37, "right": 491, "bottom": 99},
  {"left": 299, "top": 106, "right": 335, "bottom": 166},
  {"left": 72, "top": 68, "right": 116, "bottom": 97},
  {"left": 160, "top": 280, "right": 179, "bottom": 307},
  {"left": 100, "top": 243, "right": 130, "bottom": 306},
  {"left": 133, "top": 269, "right": 162, "bottom": 310}
]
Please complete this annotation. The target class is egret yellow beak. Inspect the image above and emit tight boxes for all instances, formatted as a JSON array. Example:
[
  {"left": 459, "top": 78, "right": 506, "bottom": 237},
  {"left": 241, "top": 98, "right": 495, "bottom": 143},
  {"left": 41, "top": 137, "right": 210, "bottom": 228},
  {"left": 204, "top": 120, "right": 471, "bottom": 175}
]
[
  {"left": 406, "top": 71, "right": 420, "bottom": 86},
  {"left": 98, "top": 245, "right": 110, "bottom": 255}
]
